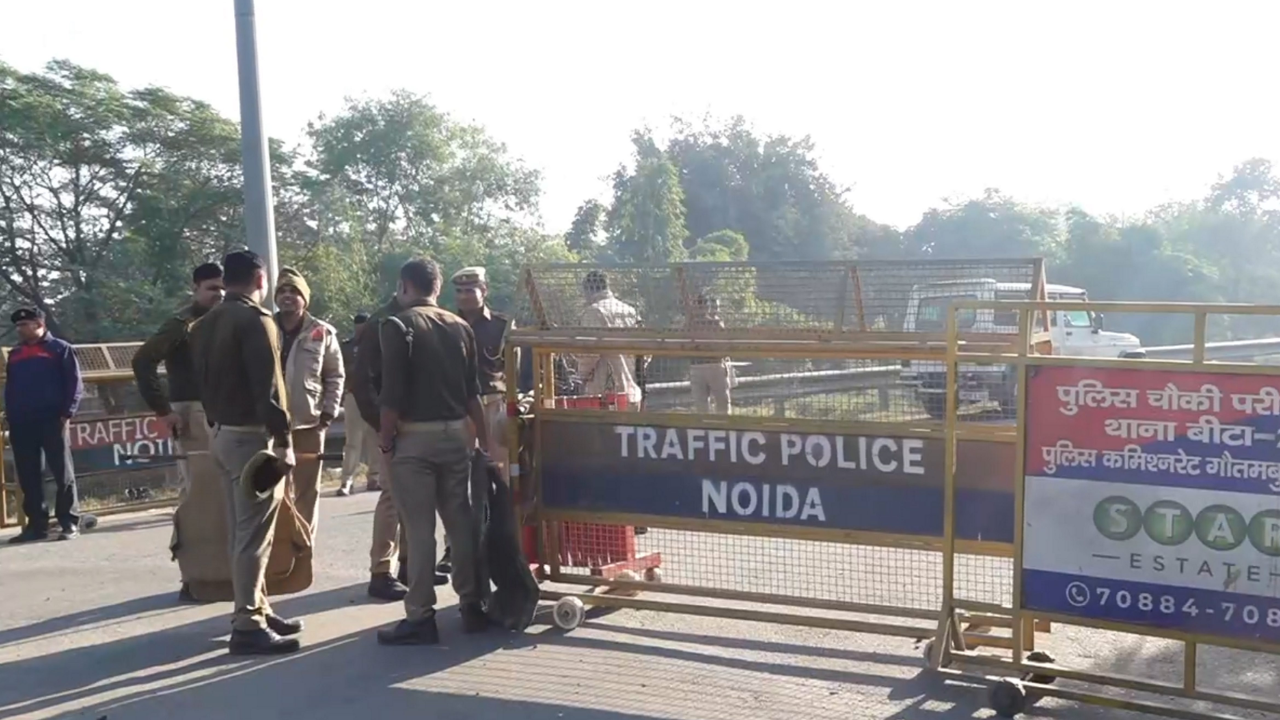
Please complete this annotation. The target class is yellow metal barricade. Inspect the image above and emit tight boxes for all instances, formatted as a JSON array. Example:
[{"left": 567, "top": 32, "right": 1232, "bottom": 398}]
[
  {"left": 509, "top": 259, "right": 1051, "bottom": 647},
  {"left": 937, "top": 299, "right": 1280, "bottom": 719},
  {"left": 1, "top": 342, "right": 178, "bottom": 527}
]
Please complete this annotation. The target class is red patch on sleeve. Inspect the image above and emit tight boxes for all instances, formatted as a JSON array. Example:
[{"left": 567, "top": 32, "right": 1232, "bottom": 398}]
[{"left": 310, "top": 326, "right": 326, "bottom": 341}]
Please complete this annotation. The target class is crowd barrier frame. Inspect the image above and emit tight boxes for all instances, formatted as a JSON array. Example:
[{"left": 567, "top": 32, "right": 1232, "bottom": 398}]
[
  {"left": 1, "top": 342, "right": 174, "bottom": 528},
  {"left": 937, "top": 299, "right": 1280, "bottom": 719},
  {"left": 506, "top": 258, "right": 1057, "bottom": 658}
]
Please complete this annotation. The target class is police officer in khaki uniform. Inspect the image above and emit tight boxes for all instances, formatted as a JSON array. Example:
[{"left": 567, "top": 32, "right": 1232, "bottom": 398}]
[
  {"left": 131, "top": 262, "right": 225, "bottom": 602},
  {"left": 190, "top": 249, "right": 303, "bottom": 655},
  {"left": 686, "top": 291, "right": 732, "bottom": 414},
  {"left": 274, "top": 267, "right": 344, "bottom": 536},
  {"left": 451, "top": 266, "right": 515, "bottom": 470},
  {"left": 375, "top": 258, "right": 492, "bottom": 645},
  {"left": 352, "top": 294, "right": 414, "bottom": 601},
  {"left": 436, "top": 266, "right": 516, "bottom": 573}
]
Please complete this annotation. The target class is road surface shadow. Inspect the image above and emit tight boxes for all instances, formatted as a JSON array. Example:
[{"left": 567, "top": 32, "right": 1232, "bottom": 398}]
[
  {"left": 0, "top": 584, "right": 376, "bottom": 718},
  {"left": 0, "top": 592, "right": 181, "bottom": 649},
  {"left": 0, "top": 584, "right": 659, "bottom": 720}
]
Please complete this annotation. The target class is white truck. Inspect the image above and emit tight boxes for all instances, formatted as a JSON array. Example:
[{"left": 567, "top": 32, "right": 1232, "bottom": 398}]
[{"left": 900, "top": 279, "right": 1144, "bottom": 418}]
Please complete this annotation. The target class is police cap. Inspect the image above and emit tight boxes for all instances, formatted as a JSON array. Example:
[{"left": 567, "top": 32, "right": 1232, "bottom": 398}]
[
  {"left": 10, "top": 307, "right": 44, "bottom": 324},
  {"left": 451, "top": 266, "right": 487, "bottom": 288}
]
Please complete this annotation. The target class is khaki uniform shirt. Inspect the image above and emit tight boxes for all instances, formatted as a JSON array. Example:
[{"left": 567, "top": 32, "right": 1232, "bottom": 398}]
[
  {"left": 131, "top": 303, "right": 209, "bottom": 416},
  {"left": 380, "top": 299, "right": 480, "bottom": 423},
  {"left": 190, "top": 292, "right": 292, "bottom": 447}
]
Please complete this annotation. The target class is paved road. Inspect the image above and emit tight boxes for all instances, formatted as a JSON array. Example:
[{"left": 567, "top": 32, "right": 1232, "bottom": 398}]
[{"left": 1, "top": 491, "right": 1277, "bottom": 720}]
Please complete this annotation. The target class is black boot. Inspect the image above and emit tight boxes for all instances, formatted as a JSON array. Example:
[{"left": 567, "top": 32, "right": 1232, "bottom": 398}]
[
  {"left": 228, "top": 627, "right": 301, "bottom": 655},
  {"left": 368, "top": 572, "right": 408, "bottom": 601},
  {"left": 436, "top": 546, "right": 453, "bottom": 574},
  {"left": 6, "top": 526, "right": 48, "bottom": 544},
  {"left": 265, "top": 614, "right": 304, "bottom": 637},
  {"left": 376, "top": 616, "right": 439, "bottom": 646}
]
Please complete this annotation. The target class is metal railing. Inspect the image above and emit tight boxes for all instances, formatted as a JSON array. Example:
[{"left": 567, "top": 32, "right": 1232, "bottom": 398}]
[{"left": 1141, "top": 337, "right": 1280, "bottom": 361}]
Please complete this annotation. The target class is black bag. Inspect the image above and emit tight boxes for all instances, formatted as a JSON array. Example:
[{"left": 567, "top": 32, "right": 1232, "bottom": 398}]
[{"left": 474, "top": 453, "right": 539, "bottom": 631}]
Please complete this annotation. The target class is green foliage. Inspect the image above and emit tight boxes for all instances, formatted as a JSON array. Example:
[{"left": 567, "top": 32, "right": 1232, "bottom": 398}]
[
  {"left": 565, "top": 199, "right": 605, "bottom": 258},
  {"left": 689, "top": 229, "right": 749, "bottom": 261},
  {"left": 603, "top": 132, "right": 689, "bottom": 264},
  {"left": 5, "top": 59, "right": 1280, "bottom": 352}
]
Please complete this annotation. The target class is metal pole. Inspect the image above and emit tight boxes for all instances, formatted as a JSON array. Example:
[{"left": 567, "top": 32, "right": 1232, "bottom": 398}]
[{"left": 233, "top": 0, "right": 279, "bottom": 306}]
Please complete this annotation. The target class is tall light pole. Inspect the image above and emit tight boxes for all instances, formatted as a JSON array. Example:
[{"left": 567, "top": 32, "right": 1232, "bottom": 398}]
[{"left": 233, "top": 0, "right": 278, "bottom": 304}]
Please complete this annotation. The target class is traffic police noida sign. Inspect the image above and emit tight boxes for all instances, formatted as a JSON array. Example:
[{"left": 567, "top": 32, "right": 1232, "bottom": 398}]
[{"left": 540, "top": 420, "right": 1016, "bottom": 541}]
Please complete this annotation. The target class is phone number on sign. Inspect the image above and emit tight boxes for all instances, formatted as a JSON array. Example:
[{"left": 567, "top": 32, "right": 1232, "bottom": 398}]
[{"left": 1067, "top": 583, "right": 1280, "bottom": 627}]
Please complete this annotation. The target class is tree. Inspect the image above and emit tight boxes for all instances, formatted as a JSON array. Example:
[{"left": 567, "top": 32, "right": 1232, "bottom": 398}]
[
  {"left": 602, "top": 133, "right": 689, "bottom": 263},
  {"left": 689, "top": 229, "right": 748, "bottom": 261},
  {"left": 304, "top": 91, "right": 542, "bottom": 255},
  {"left": 0, "top": 60, "right": 245, "bottom": 340},
  {"left": 565, "top": 198, "right": 605, "bottom": 257}
]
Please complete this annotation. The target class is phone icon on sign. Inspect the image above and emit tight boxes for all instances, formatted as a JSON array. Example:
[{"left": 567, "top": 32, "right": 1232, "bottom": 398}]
[{"left": 1066, "top": 582, "right": 1090, "bottom": 608}]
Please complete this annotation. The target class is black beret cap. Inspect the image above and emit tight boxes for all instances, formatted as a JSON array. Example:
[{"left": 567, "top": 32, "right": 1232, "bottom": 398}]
[{"left": 10, "top": 307, "right": 44, "bottom": 324}]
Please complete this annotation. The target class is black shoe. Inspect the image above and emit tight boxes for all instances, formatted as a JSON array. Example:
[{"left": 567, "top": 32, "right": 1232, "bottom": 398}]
[
  {"left": 57, "top": 525, "right": 79, "bottom": 541},
  {"left": 376, "top": 617, "right": 439, "bottom": 646},
  {"left": 436, "top": 547, "right": 453, "bottom": 575},
  {"left": 396, "top": 561, "right": 408, "bottom": 586},
  {"left": 178, "top": 583, "right": 198, "bottom": 603},
  {"left": 368, "top": 573, "right": 408, "bottom": 602},
  {"left": 228, "top": 627, "right": 301, "bottom": 655},
  {"left": 460, "top": 603, "right": 489, "bottom": 634},
  {"left": 265, "top": 614, "right": 304, "bottom": 637},
  {"left": 7, "top": 527, "right": 48, "bottom": 544}
]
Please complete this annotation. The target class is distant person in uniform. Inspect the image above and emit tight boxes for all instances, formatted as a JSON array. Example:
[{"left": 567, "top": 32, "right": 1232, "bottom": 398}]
[
  {"left": 578, "top": 270, "right": 643, "bottom": 405},
  {"left": 353, "top": 294, "right": 419, "bottom": 601},
  {"left": 274, "top": 267, "right": 344, "bottom": 536},
  {"left": 376, "top": 257, "right": 493, "bottom": 645},
  {"left": 131, "top": 261, "right": 225, "bottom": 598},
  {"left": 687, "top": 291, "right": 732, "bottom": 414},
  {"left": 5, "top": 307, "right": 84, "bottom": 544},
  {"left": 436, "top": 266, "right": 517, "bottom": 576},
  {"left": 190, "top": 249, "right": 303, "bottom": 655},
  {"left": 338, "top": 312, "right": 378, "bottom": 497}
]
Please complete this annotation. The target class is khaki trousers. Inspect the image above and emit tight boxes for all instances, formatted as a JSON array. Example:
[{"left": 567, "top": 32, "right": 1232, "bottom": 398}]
[
  {"left": 369, "top": 448, "right": 406, "bottom": 575},
  {"left": 171, "top": 401, "right": 213, "bottom": 504},
  {"left": 170, "top": 401, "right": 215, "bottom": 584},
  {"left": 290, "top": 426, "right": 325, "bottom": 539},
  {"left": 209, "top": 425, "right": 283, "bottom": 632},
  {"left": 389, "top": 420, "right": 476, "bottom": 621},
  {"left": 340, "top": 394, "right": 380, "bottom": 485},
  {"left": 446, "top": 394, "right": 508, "bottom": 549},
  {"left": 690, "top": 362, "right": 732, "bottom": 414}
]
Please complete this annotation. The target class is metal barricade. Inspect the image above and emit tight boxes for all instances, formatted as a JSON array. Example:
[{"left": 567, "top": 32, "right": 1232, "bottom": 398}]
[
  {"left": 506, "top": 259, "right": 1049, "bottom": 645},
  {"left": 937, "top": 299, "right": 1280, "bottom": 719},
  {"left": 1, "top": 342, "right": 178, "bottom": 527}
]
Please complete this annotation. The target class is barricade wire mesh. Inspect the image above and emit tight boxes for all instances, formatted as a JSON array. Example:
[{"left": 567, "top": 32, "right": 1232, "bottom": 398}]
[
  {"left": 513, "top": 260, "right": 1041, "bottom": 334},
  {"left": 544, "top": 522, "right": 1014, "bottom": 614}
]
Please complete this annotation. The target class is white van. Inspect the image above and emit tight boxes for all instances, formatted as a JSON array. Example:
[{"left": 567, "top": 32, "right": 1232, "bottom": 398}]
[{"left": 900, "top": 279, "right": 1143, "bottom": 417}]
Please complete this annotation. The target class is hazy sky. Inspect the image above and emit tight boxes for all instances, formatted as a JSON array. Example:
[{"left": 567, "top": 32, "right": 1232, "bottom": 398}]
[{"left": 3, "top": 1, "right": 1277, "bottom": 232}]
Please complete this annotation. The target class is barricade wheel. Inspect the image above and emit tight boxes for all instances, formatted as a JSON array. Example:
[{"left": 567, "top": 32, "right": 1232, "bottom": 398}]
[
  {"left": 920, "top": 640, "right": 952, "bottom": 669},
  {"left": 644, "top": 568, "right": 663, "bottom": 583},
  {"left": 553, "top": 596, "right": 585, "bottom": 630},
  {"left": 82, "top": 514, "right": 99, "bottom": 531},
  {"left": 1022, "top": 650, "right": 1057, "bottom": 685},
  {"left": 989, "top": 679, "right": 1027, "bottom": 718}
]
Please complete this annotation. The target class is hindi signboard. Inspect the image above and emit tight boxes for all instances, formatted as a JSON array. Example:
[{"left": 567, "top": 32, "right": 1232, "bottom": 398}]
[
  {"left": 541, "top": 419, "right": 1016, "bottom": 542},
  {"left": 1023, "top": 365, "right": 1280, "bottom": 643}
]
